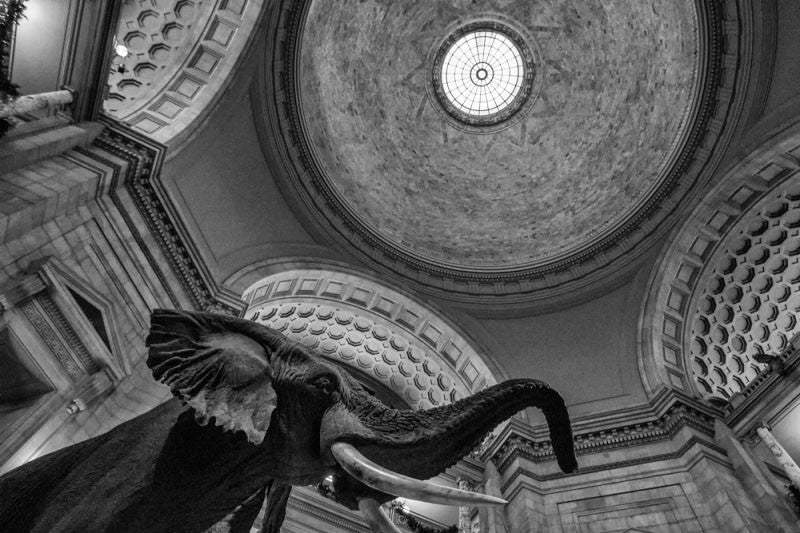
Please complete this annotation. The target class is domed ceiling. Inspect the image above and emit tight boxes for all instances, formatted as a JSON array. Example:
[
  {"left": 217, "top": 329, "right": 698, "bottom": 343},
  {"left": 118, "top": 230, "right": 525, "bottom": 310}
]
[
  {"left": 300, "top": 0, "right": 696, "bottom": 267},
  {"left": 267, "top": 0, "right": 738, "bottom": 305}
]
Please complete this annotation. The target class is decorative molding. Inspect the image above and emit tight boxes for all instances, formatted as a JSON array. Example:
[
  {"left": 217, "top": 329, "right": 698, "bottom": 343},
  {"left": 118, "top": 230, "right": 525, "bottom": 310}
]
[
  {"left": 83, "top": 117, "right": 244, "bottom": 315},
  {"left": 18, "top": 298, "right": 86, "bottom": 381},
  {"left": 262, "top": 0, "right": 747, "bottom": 308},
  {"left": 34, "top": 257, "right": 132, "bottom": 378},
  {"left": 3, "top": 261, "right": 128, "bottom": 383},
  {"left": 500, "top": 436, "right": 728, "bottom": 494},
  {"left": 489, "top": 397, "right": 718, "bottom": 477},
  {"left": 640, "top": 123, "right": 800, "bottom": 402},
  {"left": 36, "top": 296, "right": 100, "bottom": 377}
]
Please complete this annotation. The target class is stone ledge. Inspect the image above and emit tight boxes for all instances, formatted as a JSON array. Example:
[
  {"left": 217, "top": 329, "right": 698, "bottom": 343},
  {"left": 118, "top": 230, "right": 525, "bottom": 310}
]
[{"left": 0, "top": 122, "right": 104, "bottom": 174}]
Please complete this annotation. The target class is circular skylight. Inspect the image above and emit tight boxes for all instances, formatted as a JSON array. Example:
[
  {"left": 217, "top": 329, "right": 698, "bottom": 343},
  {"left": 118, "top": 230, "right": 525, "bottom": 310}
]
[
  {"left": 441, "top": 31, "right": 524, "bottom": 116},
  {"left": 430, "top": 23, "right": 536, "bottom": 130}
]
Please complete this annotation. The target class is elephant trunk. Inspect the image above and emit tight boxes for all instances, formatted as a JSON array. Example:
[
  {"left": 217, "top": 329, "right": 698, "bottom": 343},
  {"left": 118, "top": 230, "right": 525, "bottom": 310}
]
[
  {"left": 389, "top": 378, "right": 577, "bottom": 476},
  {"left": 323, "top": 378, "right": 577, "bottom": 492}
]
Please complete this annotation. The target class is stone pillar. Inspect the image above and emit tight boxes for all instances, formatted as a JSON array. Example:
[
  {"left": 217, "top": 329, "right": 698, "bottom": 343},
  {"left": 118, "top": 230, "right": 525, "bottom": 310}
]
[
  {"left": 457, "top": 477, "right": 473, "bottom": 533},
  {"left": 714, "top": 419, "right": 797, "bottom": 530},
  {"left": 756, "top": 423, "right": 800, "bottom": 489},
  {"left": 0, "top": 90, "right": 74, "bottom": 118},
  {"left": 479, "top": 461, "right": 508, "bottom": 533}
]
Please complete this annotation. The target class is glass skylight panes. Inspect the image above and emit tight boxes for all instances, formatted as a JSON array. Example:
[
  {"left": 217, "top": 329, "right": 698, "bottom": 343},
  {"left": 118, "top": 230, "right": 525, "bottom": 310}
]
[{"left": 440, "top": 30, "right": 524, "bottom": 117}]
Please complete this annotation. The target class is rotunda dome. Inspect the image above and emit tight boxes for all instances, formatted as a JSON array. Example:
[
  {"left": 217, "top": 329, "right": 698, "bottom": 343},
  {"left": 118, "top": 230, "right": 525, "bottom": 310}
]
[{"left": 267, "top": 0, "right": 738, "bottom": 308}]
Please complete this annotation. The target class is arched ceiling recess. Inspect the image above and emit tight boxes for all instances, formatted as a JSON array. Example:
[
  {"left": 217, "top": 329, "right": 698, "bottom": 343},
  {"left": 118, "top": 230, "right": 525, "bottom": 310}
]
[
  {"left": 259, "top": 0, "right": 747, "bottom": 310},
  {"left": 104, "top": 0, "right": 265, "bottom": 151},
  {"left": 241, "top": 269, "right": 498, "bottom": 410},
  {"left": 640, "top": 122, "right": 800, "bottom": 403}
]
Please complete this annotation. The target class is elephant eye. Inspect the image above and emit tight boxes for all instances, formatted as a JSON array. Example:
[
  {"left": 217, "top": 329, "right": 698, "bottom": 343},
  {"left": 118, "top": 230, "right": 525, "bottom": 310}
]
[{"left": 311, "top": 375, "right": 335, "bottom": 395}]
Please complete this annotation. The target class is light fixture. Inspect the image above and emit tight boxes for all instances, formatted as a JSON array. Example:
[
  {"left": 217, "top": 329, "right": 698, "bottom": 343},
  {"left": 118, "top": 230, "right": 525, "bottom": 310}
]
[
  {"left": 115, "top": 43, "right": 129, "bottom": 58},
  {"left": 110, "top": 37, "right": 129, "bottom": 75}
]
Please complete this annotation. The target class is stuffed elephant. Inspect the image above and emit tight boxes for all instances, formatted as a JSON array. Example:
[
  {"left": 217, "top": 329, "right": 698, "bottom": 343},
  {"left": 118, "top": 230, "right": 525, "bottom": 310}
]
[{"left": 0, "top": 309, "right": 577, "bottom": 532}]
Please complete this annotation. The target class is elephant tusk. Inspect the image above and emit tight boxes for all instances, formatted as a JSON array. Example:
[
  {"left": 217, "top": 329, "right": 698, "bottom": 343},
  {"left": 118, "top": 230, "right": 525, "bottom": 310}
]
[
  {"left": 358, "top": 498, "right": 403, "bottom": 533},
  {"left": 331, "top": 442, "right": 507, "bottom": 507}
]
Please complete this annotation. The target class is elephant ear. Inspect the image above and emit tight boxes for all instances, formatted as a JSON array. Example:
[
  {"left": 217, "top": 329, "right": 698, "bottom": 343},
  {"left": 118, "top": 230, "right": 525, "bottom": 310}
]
[{"left": 146, "top": 308, "right": 285, "bottom": 444}]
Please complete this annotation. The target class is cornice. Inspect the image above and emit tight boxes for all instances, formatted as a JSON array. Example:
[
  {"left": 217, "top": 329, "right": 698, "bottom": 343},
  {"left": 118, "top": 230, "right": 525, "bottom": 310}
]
[
  {"left": 482, "top": 390, "right": 722, "bottom": 481},
  {"left": 260, "top": 0, "right": 749, "bottom": 311},
  {"left": 82, "top": 117, "right": 245, "bottom": 315},
  {"left": 500, "top": 435, "right": 729, "bottom": 495}
]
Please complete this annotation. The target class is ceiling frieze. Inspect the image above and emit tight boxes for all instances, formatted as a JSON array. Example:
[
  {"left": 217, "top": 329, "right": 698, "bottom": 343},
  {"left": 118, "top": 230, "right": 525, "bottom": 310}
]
[
  {"left": 82, "top": 117, "right": 244, "bottom": 315},
  {"left": 481, "top": 392, "right": 721, "bottom": 491},
  {"left": 260, "top": 0, "right": 748, "bottom": 310},
  {"left": 499, "top": 435, "right": 725, "bottom": 494},
  {"left": 491, "top": 401, "right": 717, "bottom": 476}
]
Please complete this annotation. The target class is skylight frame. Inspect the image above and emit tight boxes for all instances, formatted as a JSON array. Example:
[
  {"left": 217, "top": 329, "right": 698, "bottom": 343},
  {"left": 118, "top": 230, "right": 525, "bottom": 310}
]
[{"left": 430, "top": 22, "right": 536, "bottom": 130}]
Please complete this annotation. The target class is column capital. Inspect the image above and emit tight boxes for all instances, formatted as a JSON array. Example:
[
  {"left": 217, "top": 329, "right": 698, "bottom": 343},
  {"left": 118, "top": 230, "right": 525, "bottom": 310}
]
[{"left": 756, "top": 421, "right": 773, "bottom": 432}]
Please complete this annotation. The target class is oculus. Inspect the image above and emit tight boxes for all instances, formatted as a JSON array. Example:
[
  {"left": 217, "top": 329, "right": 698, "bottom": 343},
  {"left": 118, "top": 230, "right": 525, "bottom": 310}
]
[{"left": 431, "top": 22, "right": 535, "bottom": 129}]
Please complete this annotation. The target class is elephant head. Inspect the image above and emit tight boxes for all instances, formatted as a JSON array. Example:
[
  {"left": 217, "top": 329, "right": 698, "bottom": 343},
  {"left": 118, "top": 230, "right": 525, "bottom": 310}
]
[
  {"left": 0, "top": 309, "right": 576, "bottom": 533},
  {"left": 147, "top": 309, "right": 577, "bottom": 530}
]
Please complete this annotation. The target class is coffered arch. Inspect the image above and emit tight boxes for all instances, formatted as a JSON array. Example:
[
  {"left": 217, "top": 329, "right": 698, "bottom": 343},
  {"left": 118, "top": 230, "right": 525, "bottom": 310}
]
[
  {"left": 640, "top": 119, "right": 800, "bottom": 402},
  {"left": 241, "top": 267, "right": 500, "bottom": 410},
  {"left": 104, "top": 0, "right": 266, "bottom": 151}
]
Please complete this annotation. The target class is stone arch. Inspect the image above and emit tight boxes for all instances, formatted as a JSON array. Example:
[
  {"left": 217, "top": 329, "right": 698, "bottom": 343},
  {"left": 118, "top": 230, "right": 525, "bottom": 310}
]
[
  {"left": 241, "top": 267, "right": 499, "bottom": 410},
  {"left": 639, "top": 120, "right": 800, "bottom": 402},
  {"left": 104, "top": 0, "right": 266, "bottom": 150}
]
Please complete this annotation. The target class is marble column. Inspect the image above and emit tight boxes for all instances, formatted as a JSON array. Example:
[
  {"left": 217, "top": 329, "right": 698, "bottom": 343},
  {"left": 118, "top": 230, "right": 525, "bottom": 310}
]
[
  {"left": 0, "top": 90, "right": 74, "bottom": 119},
  {"left": 457, "top": 477, "right": 473, "bottom": 533},
  {"left": 756, "top": 422, "right": 800, "bottom": 489},
  {"left": 479, "top": 460, "right": 508, "bottom": 533}
]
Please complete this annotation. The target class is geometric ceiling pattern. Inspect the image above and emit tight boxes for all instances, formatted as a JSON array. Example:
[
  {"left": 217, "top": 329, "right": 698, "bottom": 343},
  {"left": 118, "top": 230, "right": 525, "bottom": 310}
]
[
  {"left": 105, "top": 0, "right": 264, "bottom": 145},
  {"left": 689, "top": 186, "right": 800, "bottom": 399},
  {"left": 242, "top": 269, "right": 498, "bottom": 410},
  {"left": 252, "top": 301, "right": 465, "bottom": 410},
  {"left": 639, "top": 126, "right": 800, "bottom": 403}
]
